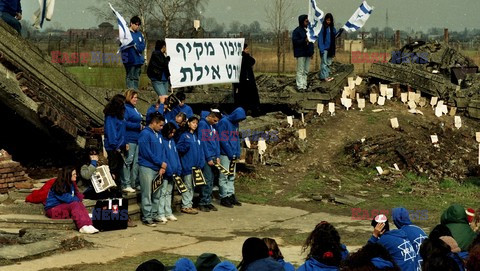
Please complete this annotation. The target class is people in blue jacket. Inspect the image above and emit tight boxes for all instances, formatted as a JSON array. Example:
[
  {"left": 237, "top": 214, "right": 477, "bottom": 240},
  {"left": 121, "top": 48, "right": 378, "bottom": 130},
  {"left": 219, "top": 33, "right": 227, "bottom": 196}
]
[
  {"left": 121, "top": 16, "right": 146, "bottom": 90},
  {"left": 392, "top": 207, "right": 428, "bottom": 269},
  {"left": 238, "top": 237, "right": 284, "bottom": 271},
  {"left": 146, "top": 97, "right": 165, "bottom": 126},
  {"left": 0, "top": 0, "right": 22, "bottom": 34},
  {"left": 263, "top": 238, "right": 295, "bottom": 271},
  {"left": 122, "top": 90, "right": 143, "bottom": 193},
  {"left": 340, "top": 243, "right": 399, "bottom": 271},
  {"left": 198, "top": 110, "right": 222, "bottom": 212},
  {"left": 317, "top": 13, "right": 337, "bottom": 82},
  {"left": 158, "top": 122, "right": 182, "bottom": 224},
  {"left": 177, "top": 115, "right": 204, "bottom": 215},
  {"left": 292, "top": 14, "right": 314, "bottom": 91},
  {"left": 137, "top": 112, "right": 167, "bottom": 227},
  {"left": 103, "top": 94, "right": 127, "bottom": 189},
  {"left": 217, "top": 107, "right": 246, "bottom": 208},
  {"left": 368, "top": 215, "right": 417, "bottom": 271},
  {"left": 170, "top": 92, "right": 194, "bottom": 119}
]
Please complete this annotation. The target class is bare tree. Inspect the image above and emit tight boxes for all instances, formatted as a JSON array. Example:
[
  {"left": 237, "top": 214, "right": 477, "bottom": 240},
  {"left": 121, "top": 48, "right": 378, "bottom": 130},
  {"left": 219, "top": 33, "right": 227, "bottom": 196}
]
[
  {"left": 151, "top": 0, "right": 207, "bottom": 37},
  {"left": 265, "top": 0, "right": 294, "bottom": 75}
]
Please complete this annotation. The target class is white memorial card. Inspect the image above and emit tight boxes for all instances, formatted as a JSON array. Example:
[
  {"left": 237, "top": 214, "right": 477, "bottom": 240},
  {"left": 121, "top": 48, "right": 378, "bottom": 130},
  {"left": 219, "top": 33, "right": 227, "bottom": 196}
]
[
  {"left": 378, "top": 96, "right": 386, "bottom": 106},
  {"left": 358, "top": 99, "right": 366, "bottom": 111},
  {"left": 390, "top": 118, "right": 399, "bottom": 129},
  {"left": 316, "top": 104, "right": 324, "bottom": 115},
  {"left": 401, "top": 93, "right": 408, "bottom": 104},
  {"left": 454, "top": 116, "right": 461, "bottom": 129},
  {"left": 329, "top": 102, "right": 335, "bottom": 116},
  {"left": 287, "top": 116, "right": 293, "bottom": 127},
  {"left": 370, "top": 93, "right": 377, "bottom": 105}
]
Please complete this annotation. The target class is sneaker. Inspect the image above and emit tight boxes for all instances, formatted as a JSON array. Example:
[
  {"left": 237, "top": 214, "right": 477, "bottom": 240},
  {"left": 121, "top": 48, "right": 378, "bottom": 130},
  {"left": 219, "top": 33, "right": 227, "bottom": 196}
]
[
  {"left": 166, "top": 215, "right": 178, "bottom": 221},
  {"left": 87, "top": 225, "right": 100, "bottom": 233},
  {"left": 122, "top": 187, "right": 136, "bottom": 193},
  {"left": 153, "top": 217, "right": 168, "bottom": 224},
  {"left": 220, "top": 198, "right": 234, "bottom": 208},
  {"left": 143, "top": 221, "right": 157, "bottom": 227},
  {"left": 181, "top": 208, "right": 199, "bottom": 215},
  {"left": 208, "top": 204, "right": 218, "bottom": 211},
  {"left": 229, "top": 194, "right": 242, "bottom": 206},
  {"left": 79, "top": 225, "right": 97, "bottom": 234},
  {"left": 198, "top": 205, "right": 210, "bottom": 212}
]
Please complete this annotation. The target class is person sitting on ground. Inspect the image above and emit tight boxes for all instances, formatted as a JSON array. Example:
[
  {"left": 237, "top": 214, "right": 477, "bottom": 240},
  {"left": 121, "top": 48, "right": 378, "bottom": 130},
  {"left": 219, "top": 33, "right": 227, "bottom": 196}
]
[
  {"left": 44, "top": 167, "right": 99, "bottom": 234},
  {"left": 177, "top": 115, "right": 204, "bottom": 215},
  {"left": 298, "top": 221, "right": 347, "bottom": 271},
  {"left": 340, "top": 242, "right": 400, "bottom": 271},
  {"left": 391, "top": 207, "right": 427, "bottom": 269},
  {"left": 173, "top": 258, "right": 197, "bottom": 271},
  {"left": 262, "top": 237, "right": 295, "bottom": 271},
  {"left": 195, "top": 253, "right": 221, "bottom": 271},
  {"left": 441, "top": 204, "right": 477, "bottom": 251},
  {"left": 237, "top": 237, "right": 284, "bottom": 271},
  {"left": 368, "top": 215, "right": 417, "bottom": 271},
  {"left": 419, "top": 238, "right": 461, "bottom": 271},
  {"left": 136, "top": 259, "right": 166, "bottom": 271},
  {"left": 440, "top": 235, "right": 468, "bottom": 271},
  {"left": 213, "top": 261, "right": 237, "bottom": 271},
  {"left": 429, "top": 223, "right": 453, "bottom": 240},
  {"left": 157, "top": 122, "right": 182, "bottom": 224}
]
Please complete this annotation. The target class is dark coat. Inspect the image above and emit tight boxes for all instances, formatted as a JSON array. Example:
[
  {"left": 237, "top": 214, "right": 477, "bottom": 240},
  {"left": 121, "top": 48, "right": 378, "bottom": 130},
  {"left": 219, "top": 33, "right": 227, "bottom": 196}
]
[
  {"left": 235, "top": 51, "right": 260, "bottom": 114},
  {"left": 147, "top": 50, "right": 170, "bottom": 81},
  {"left": 292, "top": 15, "right": 314, "bottom": 58}
]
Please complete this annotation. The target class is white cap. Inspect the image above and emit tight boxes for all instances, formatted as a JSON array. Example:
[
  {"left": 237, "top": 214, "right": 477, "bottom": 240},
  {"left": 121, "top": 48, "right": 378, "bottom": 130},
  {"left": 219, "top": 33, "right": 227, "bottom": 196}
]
[{"left": 375, "top": 214, "right": 388, "bottom": 223}]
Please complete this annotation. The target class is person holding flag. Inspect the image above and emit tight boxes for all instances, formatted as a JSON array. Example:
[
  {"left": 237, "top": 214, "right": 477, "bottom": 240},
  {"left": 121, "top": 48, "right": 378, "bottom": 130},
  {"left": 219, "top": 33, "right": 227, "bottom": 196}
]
[
  {"left": 121, "top": 16, "right": 146, "bottom": 90},
  {"left": 292, "top": 14, "right": 314, "bottom": 92}
]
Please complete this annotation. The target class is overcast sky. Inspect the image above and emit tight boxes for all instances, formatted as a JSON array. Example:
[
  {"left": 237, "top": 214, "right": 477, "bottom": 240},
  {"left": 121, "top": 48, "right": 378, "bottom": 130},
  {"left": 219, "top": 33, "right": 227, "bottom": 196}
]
[{"left": 21, "top": 0, "right": 480, "bottom": 32}]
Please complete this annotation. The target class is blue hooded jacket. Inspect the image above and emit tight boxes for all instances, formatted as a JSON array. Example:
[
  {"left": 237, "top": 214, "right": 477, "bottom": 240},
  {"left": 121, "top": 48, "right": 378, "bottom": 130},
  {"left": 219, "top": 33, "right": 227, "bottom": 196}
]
[
  {"left": 45, "top": 184, "right": 80, "bottom": 210},
  {"left": 163, "top": 135, "right": 182, "bottom": 177},
  {"left": 0, "top": 0, "right": 21, "bottom": 16},
  {"left": 392, "top": 207, "right": 427, "bottom": 269},
  {"left": 145, "top": 103, "right": 165, "bottom": 125},
  {"left": 368, "top": 229, "right": 417, "bottom": 271},
  {"left": 103, "top": 115, "right": 126, "bottom": 151},
  {"left": 124, "top": 103, "right": 143, "bottom": 144},
  {"left": 218, "top": 107, "right": 246, "bottom": 160},
  {"left": 198, "top": 111, "right": 220, "bottom": 163},
  {"left": 277, "top": 259, "right": 295, "bottom": 271},
  {"left": 122, "top": 30, "right": 145, "bottom": 66},
  {"left": 297, "top": 258, "right": 338, "bottom": 271},
  {"left": 371, "top": 257, "right": 394, "bottom": 269},
  {"left": 171, "top": 104, "right": 194, "bottom": 119},
  {"left": 138, "top": 127, "right": 167, "bottom": 171},
  {"left": 245, "top": 257, "right": 284, "bottom": 271},
  {"left": 317, "top": 26, "right": 337, "bottom": 53},
  {"left": 213, "top": 261, "right": 237, "bottom": 271},
  {"left": 292, "top": 15, "right": 314, "bottom": 58},
  {"left": 177, "top": 131, "right": 205, "bottom": 176},
  {"left": 173, "top": 258, "right": 196, "bottom": 271}
]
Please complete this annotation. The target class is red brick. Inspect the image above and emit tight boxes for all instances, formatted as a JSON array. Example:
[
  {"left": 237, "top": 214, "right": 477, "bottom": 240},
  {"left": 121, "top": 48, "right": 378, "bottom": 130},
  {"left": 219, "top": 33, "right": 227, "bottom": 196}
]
[{"left": 14, "top": 182, "right": 33, "bottom": 189}]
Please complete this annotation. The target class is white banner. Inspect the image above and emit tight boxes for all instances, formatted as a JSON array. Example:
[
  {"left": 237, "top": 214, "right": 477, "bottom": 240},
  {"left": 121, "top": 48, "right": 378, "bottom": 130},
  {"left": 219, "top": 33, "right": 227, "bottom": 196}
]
[{"left": 166, "top": 38, "right": 244, "bottom": 88}]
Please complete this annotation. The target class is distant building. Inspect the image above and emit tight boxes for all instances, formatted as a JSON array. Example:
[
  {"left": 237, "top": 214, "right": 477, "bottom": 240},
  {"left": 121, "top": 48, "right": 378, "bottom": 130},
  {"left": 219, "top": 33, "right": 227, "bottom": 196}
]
[{"left": 65, "top": 22, "right": 117, "bottom": 40}]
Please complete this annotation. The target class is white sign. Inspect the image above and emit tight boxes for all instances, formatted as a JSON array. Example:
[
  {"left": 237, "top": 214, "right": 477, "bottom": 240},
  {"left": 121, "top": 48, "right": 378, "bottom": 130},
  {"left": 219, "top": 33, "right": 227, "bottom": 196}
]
[
  {"left": 358, "top": 98, "right": 365, "bottom": 111},
  {"left": 244, "top": 137, "right": 251, "bottom": 148},
  {"left": 401, "top": 93, "right": 408, "bottom": 104},
  {"left": 328, "top": 102, "right": 335, "bottom": 116},
  {"left": 355, "top": 76, "right": 363, "bottom": 85},
  {"left": 386, "top": 88, "right": 394, "bottom": 100},
  {"left": 454, "top": 116, "right": 461, "bottom": 129},
  {"left": 430, "top": 97, "right": 438, "bottom": 108},
  {"left": 166, "top": 38, "right": 244, "bottom": 88},
  {"left": 299, "top": 129, "right": 307, "bottom": 140},
  {"left": 390, "top": 118, "right": 399, "bottom": 129},
  {"left": 476, "top": 132, "right": 480, "bottom": 143},
  {"left": 408, "top": 92, "right": 416, "bottom": 101},
  {"left": 431, "top": 135, "right": 438, "bottom": 144},
  {"left": 287, "top": 116, "right": 293, "bottom": 127},
  {"left": 370, "top": 93, "right": 377, "bottom": 105},
  {"left": 316, "top": 104, "right": 324, "bottom": 115},
  {"left": 378, "top": 96, "right": 386, "bottom": 106}
]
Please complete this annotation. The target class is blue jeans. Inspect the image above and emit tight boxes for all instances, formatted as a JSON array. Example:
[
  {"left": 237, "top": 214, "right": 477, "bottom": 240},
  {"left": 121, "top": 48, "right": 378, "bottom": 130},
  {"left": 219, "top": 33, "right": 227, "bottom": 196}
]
[
  {"left": 181, "top": 174, "right": 194, "bottom": 208},
  {"left": 296, "top": 57, "right": 310, "bottom": 89},
  {"left": 199, "top": 164, "right": 215, "bottom": 206},
  {"left": 152, "top": 80, "right": 169, "bottom": 97},
  {"left": 139, "top": 166, "right": 161, "bottom": 223},
  {"left": 319, "top": 51, "right": 333, "bottom": 80},
  {"left": 121, "top": 142, "right": 139, "bottom": 189},
  {"left": 125, "top": 65, "right": 142, "bottom": 90},
  {"left": 158, "top": 176, "right": 173, "bottom": 218},
  {"left": 0, "top": 12, "right": 21, "bottom": 34},
  {"left": 219, "top": 155, "right": 235, "bottom": 199}
]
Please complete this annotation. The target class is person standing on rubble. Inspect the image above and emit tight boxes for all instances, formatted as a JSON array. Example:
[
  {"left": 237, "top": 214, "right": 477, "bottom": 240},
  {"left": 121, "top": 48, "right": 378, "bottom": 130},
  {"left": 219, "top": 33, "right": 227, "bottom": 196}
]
[
  {"left": 234, "top": 44, "right": 260, "bottom": 117},
  {"left": 317, "top": 13, "right": 337, "bottom": 82},
  {"left": 0, "top": 0, "right": 22, "bottom": 34},
  {"left": 122, "top": 16, "right": 146, "bottom": 90},
  {"left": 292, "top": 14, "right": 314, "bottom": 92}
]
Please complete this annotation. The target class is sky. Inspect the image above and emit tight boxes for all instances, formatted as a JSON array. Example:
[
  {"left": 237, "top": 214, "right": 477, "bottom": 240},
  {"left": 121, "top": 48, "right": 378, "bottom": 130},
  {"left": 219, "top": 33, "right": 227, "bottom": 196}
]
[{"left": 20, "top": 0, "right": 480, "bottom": 32}]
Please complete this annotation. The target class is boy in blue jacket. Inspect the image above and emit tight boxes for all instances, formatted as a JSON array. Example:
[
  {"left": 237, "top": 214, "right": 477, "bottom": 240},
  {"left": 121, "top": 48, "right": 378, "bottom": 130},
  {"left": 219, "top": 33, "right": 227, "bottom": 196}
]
[
  {"left": 122, "top": 16, "right": 146, "bottom": 90},
  {"left": 217, "top": 107, "right": 246, "bottom": 208},
  {"left": 368, "top": 215, "right": 417, "bottom": 271},
  {"left": 138, "top": 112, "right": 167, "bottom": 227},
  {"left": 392, "top": 207, "right": 427, "bottom": 269},
  {"left": 177, "top": 115, "right": 204, "bottom": 215},
  {"left": 198, "top": 110, "right": 222, "bottom": 212}
]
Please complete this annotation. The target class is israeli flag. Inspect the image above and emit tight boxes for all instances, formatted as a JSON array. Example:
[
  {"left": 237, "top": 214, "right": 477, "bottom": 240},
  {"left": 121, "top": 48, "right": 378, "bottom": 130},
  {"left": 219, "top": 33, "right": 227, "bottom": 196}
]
[
  {"left": 109, "top": 3, "right": 133, "bottom": 51},
  {"left": 307, "top": 0, "right": 324, "bottom": 42},
  {"left": 342, "top": 1, "right": 374, "bottom": 33}
]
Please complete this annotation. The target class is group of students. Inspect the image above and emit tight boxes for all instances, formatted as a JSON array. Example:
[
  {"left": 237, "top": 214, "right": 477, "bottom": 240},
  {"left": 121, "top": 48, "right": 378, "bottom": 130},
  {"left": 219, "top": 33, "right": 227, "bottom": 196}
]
[
  {"left": 103, "top": 90, "right": 246, "bottom": 226},
  {"left": 136, "top": 204, "right": 480, "bottom": 271}
]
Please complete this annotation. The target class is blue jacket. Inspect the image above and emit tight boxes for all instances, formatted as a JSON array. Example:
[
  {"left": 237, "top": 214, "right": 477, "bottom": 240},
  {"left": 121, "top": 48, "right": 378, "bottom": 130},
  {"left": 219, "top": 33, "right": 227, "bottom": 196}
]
[
  {"left": 297, "top": 258, "right": 338, "bottom": 271},
  {"left": 392, "top": 207, "right": 427, "bottom": 269},
  {"left": 371, "top": 257, "right": 394, "bottom": 269},
  {"left": 277, "top": 259, "right": 295, "bottom": 271},
  {"left": 122, "top": 30, "right": 145, "bottom": 66},
  {"left": 317, "top": 26, "right": 337, "bottom": 53},
  {"left": 173, "top": 258, "right": 196, "bottom": 271},
  {"left": 451, "top": 251, "right": 468, "bottom": 271},
  {"left": 45, "top": 184, "right": 80, "bottom": 210},
  {"left": 292, "top": 15, "right": 314, "bottom": 58},
  {"left": 145, "top": 104, "right": 165, "bottom": 125},
  {"left": 245, "top": 257, "right": 284, "bottom": 271},
  {"left": 104, "top": 115, "right": 126, "bottom": 151},
  {"left": 368, "top": 229, "right": 417, "bottom": 271},
  {"left": 0, "top": 0, "right": 21, "bottom": 16},
  {"left": 138, "top": 127, "right": 167, "bottom": 171},
  {"left": 213, "top": 261, "right": 237, "bottom": 271},
  {"left": 198, "top": 111, "right": 220, "bottom": 163},
  {"left": 177, "top": 131, "right": 205, "bottom": 175},
  {"left": 218, "top": 107, "right": 246, "bottom": 160},
  {"left": 170, "top": 104, "right": 194, "bottom": 119},
  {"left": 163, "top": 135, "right": 182, "bottom": 177},
  {"left": 124, "top": 103, "right": 143, "bottom": 144}
]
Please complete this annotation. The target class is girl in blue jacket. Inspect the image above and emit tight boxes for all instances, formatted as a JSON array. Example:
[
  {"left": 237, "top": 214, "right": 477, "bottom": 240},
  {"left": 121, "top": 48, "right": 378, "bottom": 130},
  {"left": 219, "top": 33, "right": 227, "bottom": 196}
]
[
  {"left": 263, "top": 238, "right": 295, "bottom": 271},
  {"left": 177, "top": 115, "right": 204, "bottom": 215},
  {"left": 317, "top": 13, "right": 337, "bottom": 82},
  {"left": 157, "top": 122, "right": 182, "bottom": 224},
  {"left": 122, "top": 90, "right": 143, "bottom": 193}
]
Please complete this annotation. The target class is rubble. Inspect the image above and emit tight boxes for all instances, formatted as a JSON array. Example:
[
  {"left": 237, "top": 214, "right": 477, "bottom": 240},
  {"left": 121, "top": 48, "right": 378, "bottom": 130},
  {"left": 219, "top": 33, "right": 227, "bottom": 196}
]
[{"left": 0, "top": 150, "right": 31, "bottom": 193}]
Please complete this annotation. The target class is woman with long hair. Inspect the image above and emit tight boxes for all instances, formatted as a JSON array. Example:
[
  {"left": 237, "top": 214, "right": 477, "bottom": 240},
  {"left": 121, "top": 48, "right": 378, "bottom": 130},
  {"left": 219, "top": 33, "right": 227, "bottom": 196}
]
[
  {"left": 263, "top": 238, "right": 295, "bottom": 271},
  {"left": 317, "top": 13, "right": 337, "bottom": 82},
  {"left": 45, "top": 167, "right": 99, "bottom": 234},
  {"left": 237, "top": 237, "right": 283, "bottom": 271}
]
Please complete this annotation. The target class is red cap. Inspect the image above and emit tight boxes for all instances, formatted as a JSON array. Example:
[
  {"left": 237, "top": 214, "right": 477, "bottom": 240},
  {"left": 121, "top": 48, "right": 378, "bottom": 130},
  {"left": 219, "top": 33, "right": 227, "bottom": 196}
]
[{"left": 466, "top": 208, "right": 475, "bottom": 223}]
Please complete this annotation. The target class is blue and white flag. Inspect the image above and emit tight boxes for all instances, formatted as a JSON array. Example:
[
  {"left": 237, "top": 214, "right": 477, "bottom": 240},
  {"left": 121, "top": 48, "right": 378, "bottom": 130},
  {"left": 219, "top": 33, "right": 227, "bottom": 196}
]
[
  {"left": 307, "top": 0, "right": 324, "bottom": 42},
  {"left": 109, "top": 3, "right": 133, "bottom": 51},
  {"left": 342, "top": 1, "right": 374, "bottom": 33}
]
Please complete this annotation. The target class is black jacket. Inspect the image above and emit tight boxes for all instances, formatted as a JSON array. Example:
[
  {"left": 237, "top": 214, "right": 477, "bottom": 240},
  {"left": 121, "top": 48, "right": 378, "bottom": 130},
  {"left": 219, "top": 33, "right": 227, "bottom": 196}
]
[
  {"left": 291, "top": 14, "right": 314, "bottom": 58},
  {"left": 147, "top": 50, "right": 170, "bottom": 81}
]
